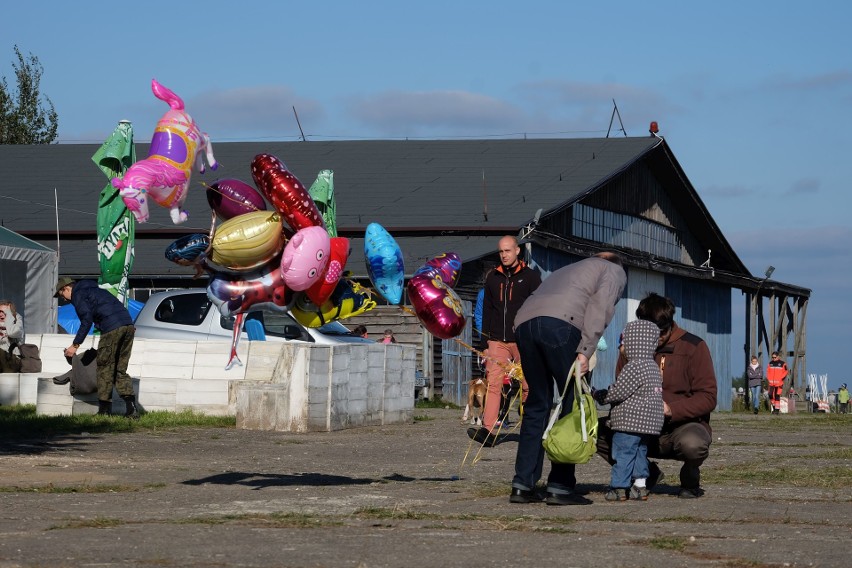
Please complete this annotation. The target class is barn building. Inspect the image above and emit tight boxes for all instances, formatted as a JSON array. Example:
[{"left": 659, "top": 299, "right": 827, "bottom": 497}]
[{"left": 0, "top": 135, "right": 811, "bottom": 409}]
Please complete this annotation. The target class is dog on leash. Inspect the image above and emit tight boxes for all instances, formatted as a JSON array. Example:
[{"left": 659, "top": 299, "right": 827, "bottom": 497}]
[{"left": 461, "top": 378, "right": 487, "bottom": 425}]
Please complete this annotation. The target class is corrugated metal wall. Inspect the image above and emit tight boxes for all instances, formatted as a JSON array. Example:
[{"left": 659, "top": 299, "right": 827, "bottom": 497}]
[{"left": 663, "top": 275, "right": 732, "bottom": 411}]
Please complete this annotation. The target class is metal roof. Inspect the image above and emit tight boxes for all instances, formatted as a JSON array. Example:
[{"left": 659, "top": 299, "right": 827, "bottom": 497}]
[
  {"left": 6, "top": 136, "right": 801, "bottom": 290},
  {"left": 0, "top": 137, "right": 660, "bottom": 235}
]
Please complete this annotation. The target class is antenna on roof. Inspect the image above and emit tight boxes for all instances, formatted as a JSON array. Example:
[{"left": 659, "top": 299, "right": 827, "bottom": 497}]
[
  {"left": 519, "top": 208, "right": 543, "bottom": 241},
  {"left": 481, "top": 169, "right": 489, "bottom": 222},
  {"left": 292, "top": 106, "right": 306, "bottom": 142},
  {"left": 700, "top": 249, "right": 714, "bottom": 277},
  {"left": 54, "top": 187, "right": 60, "bottom": 261},
  {"left": 606, "top": 99, "right": 627, "bottom": 138}
]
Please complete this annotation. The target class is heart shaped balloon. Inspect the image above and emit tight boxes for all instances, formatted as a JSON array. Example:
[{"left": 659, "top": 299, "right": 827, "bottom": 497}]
[
  {"left": 407, "top": 273, "right": 466, "bottom": 339},
  {"left": 413, "top": 252, "right": 462, "bottom": 288}
]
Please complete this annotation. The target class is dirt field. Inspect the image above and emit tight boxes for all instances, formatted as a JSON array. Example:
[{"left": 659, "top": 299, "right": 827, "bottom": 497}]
[{"left": 1, "top": 408, "right": 850, "bottom": 567}]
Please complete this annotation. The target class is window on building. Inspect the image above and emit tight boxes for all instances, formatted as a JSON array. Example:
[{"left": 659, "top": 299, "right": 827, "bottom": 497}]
[{"left": 573, "top": 204, "right": 682, "bottom": 262}]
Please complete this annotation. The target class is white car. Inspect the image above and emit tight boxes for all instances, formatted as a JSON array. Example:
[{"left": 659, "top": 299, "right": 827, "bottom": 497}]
[{"left": 134, "top": 289, "right": 372, "bottom": 345}]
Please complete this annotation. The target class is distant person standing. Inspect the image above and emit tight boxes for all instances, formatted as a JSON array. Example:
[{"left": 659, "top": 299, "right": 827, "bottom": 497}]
[
  {"left": 352, "top": 325, "right": 368, "bottom": 339},
  {"left": 56, "top": 277, "right": 138, "bottom": 418},
  {"left": 381, "top": 329, "right": 397, "bottom": 344},
  {"left": 838, "top": 384, "right": 849, "bottom": 414},
  {"left": 746, "top": 356, "right": 763, "bottom": 414},
  {"left": 766, "top": 352, "right": 787, "bottom": 414},
  {"left": 470, "top": 236, "right": 541, "bottom": 444}
]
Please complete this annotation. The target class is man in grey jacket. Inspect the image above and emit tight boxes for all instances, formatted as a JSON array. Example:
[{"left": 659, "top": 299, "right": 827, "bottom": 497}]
[{"left": 509, "top": 252, "right": 626, "bottom": 506}]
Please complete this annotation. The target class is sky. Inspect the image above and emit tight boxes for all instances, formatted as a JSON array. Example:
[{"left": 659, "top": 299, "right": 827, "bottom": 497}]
[{"left": 3, "top": 1, "right": 850, "bottom": 391}]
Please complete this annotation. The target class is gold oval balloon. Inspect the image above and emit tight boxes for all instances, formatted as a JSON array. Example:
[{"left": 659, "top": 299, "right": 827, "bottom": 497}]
[{"left": 211, "top": 211, "right": 285, "bottom": 270}]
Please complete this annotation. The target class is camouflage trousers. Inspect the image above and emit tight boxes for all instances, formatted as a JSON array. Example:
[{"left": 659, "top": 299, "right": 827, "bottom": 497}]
[{"left": 96, "top": 325, "right": 135, "bottom": 401}]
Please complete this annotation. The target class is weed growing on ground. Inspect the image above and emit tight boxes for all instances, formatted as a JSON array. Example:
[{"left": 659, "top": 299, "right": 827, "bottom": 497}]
[
  {"left": 646, "top": 536, "right": 689, "bottom": 551},
  {"left": 0, "top": 483, "right": 165, "bottom": 494},
  {"left": 415, "top": 397, "right": 460, "bottom": 410}
]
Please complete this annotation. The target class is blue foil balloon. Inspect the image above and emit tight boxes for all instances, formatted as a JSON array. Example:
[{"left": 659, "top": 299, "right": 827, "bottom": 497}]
[{"left": 364, "top": 222, "right": 404, "bottom": 305}]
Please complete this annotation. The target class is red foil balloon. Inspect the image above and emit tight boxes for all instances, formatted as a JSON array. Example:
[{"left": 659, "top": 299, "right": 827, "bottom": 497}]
[
  {"left": 413, "top": 252, "right": 462, "bottom": 288},
  {"left": 250, "top": 153, "right": 325, "bottom": 232},
  {"left": 306, "top": 236, "right": 349, "bottom": 306},
  {"left": 407, "top": 273, "right": 466, "bottom": 340}
]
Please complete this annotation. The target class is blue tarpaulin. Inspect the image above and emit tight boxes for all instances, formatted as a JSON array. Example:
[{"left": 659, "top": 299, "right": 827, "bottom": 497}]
[{"left": 57, "top": 300, "right": 143, "bottom": 335}]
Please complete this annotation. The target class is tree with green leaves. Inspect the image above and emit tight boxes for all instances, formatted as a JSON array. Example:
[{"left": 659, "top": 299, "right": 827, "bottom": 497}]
[{"left": 0, "top": 45, "right": 58, "bottom": 144}]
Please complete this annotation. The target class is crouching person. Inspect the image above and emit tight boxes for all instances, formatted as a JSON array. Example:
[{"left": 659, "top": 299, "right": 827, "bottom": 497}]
[
  {"left": 596, "top": 293, "right": 717, "bottom": 498},
  {"left": 55, "top": 277, "right": 139, "bottom": 418}
]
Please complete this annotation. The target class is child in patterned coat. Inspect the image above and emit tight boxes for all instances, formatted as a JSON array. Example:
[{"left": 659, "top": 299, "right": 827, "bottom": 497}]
[{"left": 594, "top": 319, "right": 665, "bottom": 501}]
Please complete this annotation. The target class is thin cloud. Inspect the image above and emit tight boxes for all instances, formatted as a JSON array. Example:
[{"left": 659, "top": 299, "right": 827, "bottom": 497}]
[
  {"left": 346, "top": 90, "right": 525, "bottom": 136},
  {"left": 188, "top": 86, "right": 325, "bottom": 140},
  {"left": 700, "top": 184, "right": 755, "bottom": 198},
  {"left": 785, "top": 177, "right": 820, "bottom": 196},
  {"left": 767, "top": 70, "right": 852, "bottom": 92}
]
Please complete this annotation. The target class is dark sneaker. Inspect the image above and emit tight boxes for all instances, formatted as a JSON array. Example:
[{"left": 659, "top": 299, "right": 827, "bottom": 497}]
[
  {"left": 647, "top": 461, "right": 665, "bottom": 490},
  {"left": 605, "top": 488, "right": 628, "bottom": 502},
  {"left": 467, "top": 427, "right": 502, "bottom": 446},
  {"left": 509, "top": 487, "right": 546, "bottom": 504},
  {"left": 546, "top": 492, "right": 592, "bottom": 506},
  {"left": 629, "top": 485, "right": 650, "bottom": 501},
  {"left": 678, "top": 487, "right": 705, "bottom": 499}
]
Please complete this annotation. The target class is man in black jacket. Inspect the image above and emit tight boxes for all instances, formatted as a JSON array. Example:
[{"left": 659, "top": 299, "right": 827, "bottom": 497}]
[
  {"left": 56, "top": 277, "right": 138, "bottom": 418},
  {"left": 469, "top": 236, "right": 541, "bottom": 444}
]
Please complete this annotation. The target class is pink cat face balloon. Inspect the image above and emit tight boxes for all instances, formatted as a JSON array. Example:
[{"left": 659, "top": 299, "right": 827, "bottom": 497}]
[{"left": 280, "top": 226, "right": 331, "bottom": 291}]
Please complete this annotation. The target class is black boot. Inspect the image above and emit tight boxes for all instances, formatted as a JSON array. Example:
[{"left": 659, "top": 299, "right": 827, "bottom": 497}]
[
  {"left": 122, "top": 395, "right": 139, "bottom": 420},
  {"left": 97, "top": 400, "right": 112, "bottom": 416}
]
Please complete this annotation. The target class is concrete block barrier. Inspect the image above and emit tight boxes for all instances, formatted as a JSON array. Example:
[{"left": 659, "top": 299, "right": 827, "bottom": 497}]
[{"left": 2, "top": 335, "right": 416, "bottom": 430}]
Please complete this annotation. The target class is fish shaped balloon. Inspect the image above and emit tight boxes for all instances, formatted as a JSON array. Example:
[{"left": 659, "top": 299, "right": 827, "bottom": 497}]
[{"left": 364, "top": 222, "right": 404, "bottom": 305}]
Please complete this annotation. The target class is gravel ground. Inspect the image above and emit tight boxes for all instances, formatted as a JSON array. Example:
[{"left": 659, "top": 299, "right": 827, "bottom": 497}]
[{"left": 1, "top": 408, "right": 850, "bottom": 568}]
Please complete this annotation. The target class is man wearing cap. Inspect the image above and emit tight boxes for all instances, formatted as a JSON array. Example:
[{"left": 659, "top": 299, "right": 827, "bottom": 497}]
[{"left": 55, "top": 277, "right": 138, "bottom": 418}]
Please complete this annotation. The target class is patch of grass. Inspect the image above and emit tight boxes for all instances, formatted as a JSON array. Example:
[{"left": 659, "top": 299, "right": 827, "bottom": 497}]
[
  {"left": 0, "top": 483, "right": 164, "bottom": 494},
  {"left": 717, "top": 413, "right": 852, "bottom": 430},
  {"left": 703, "top": 462, "right": 852, "bottom": 488},
  {"left": 352, "top": 507, "right": 442, "bottom": 520},
  {"left": 472, "top": 482, "right": 511, "bottom": 499},
  {"left": 533, "top": 526, "right": 577, "bottom": 534},
  {"left": 49, "top": 517, "right": 125, "bottom": 530},
  {"left": 0, "top": 405, "right": 235, "bottom": 442},
  {"left": 178, "top": 512, "right": 343, "bottom": 528},
  {"left": 646, "top": 536, "right": 689, "bottom": 551},
  {"left": 413, "top": 414, "right": 434, "bottom": 422},
  {"left": 803, "top": 447, "right": 852, "bottom": 460},
  {"left": 415, "top": 397, "right": 460, "bottom": 410},
  {"left": 656, "top": 515, "right": 703, "bottom": 523}
]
